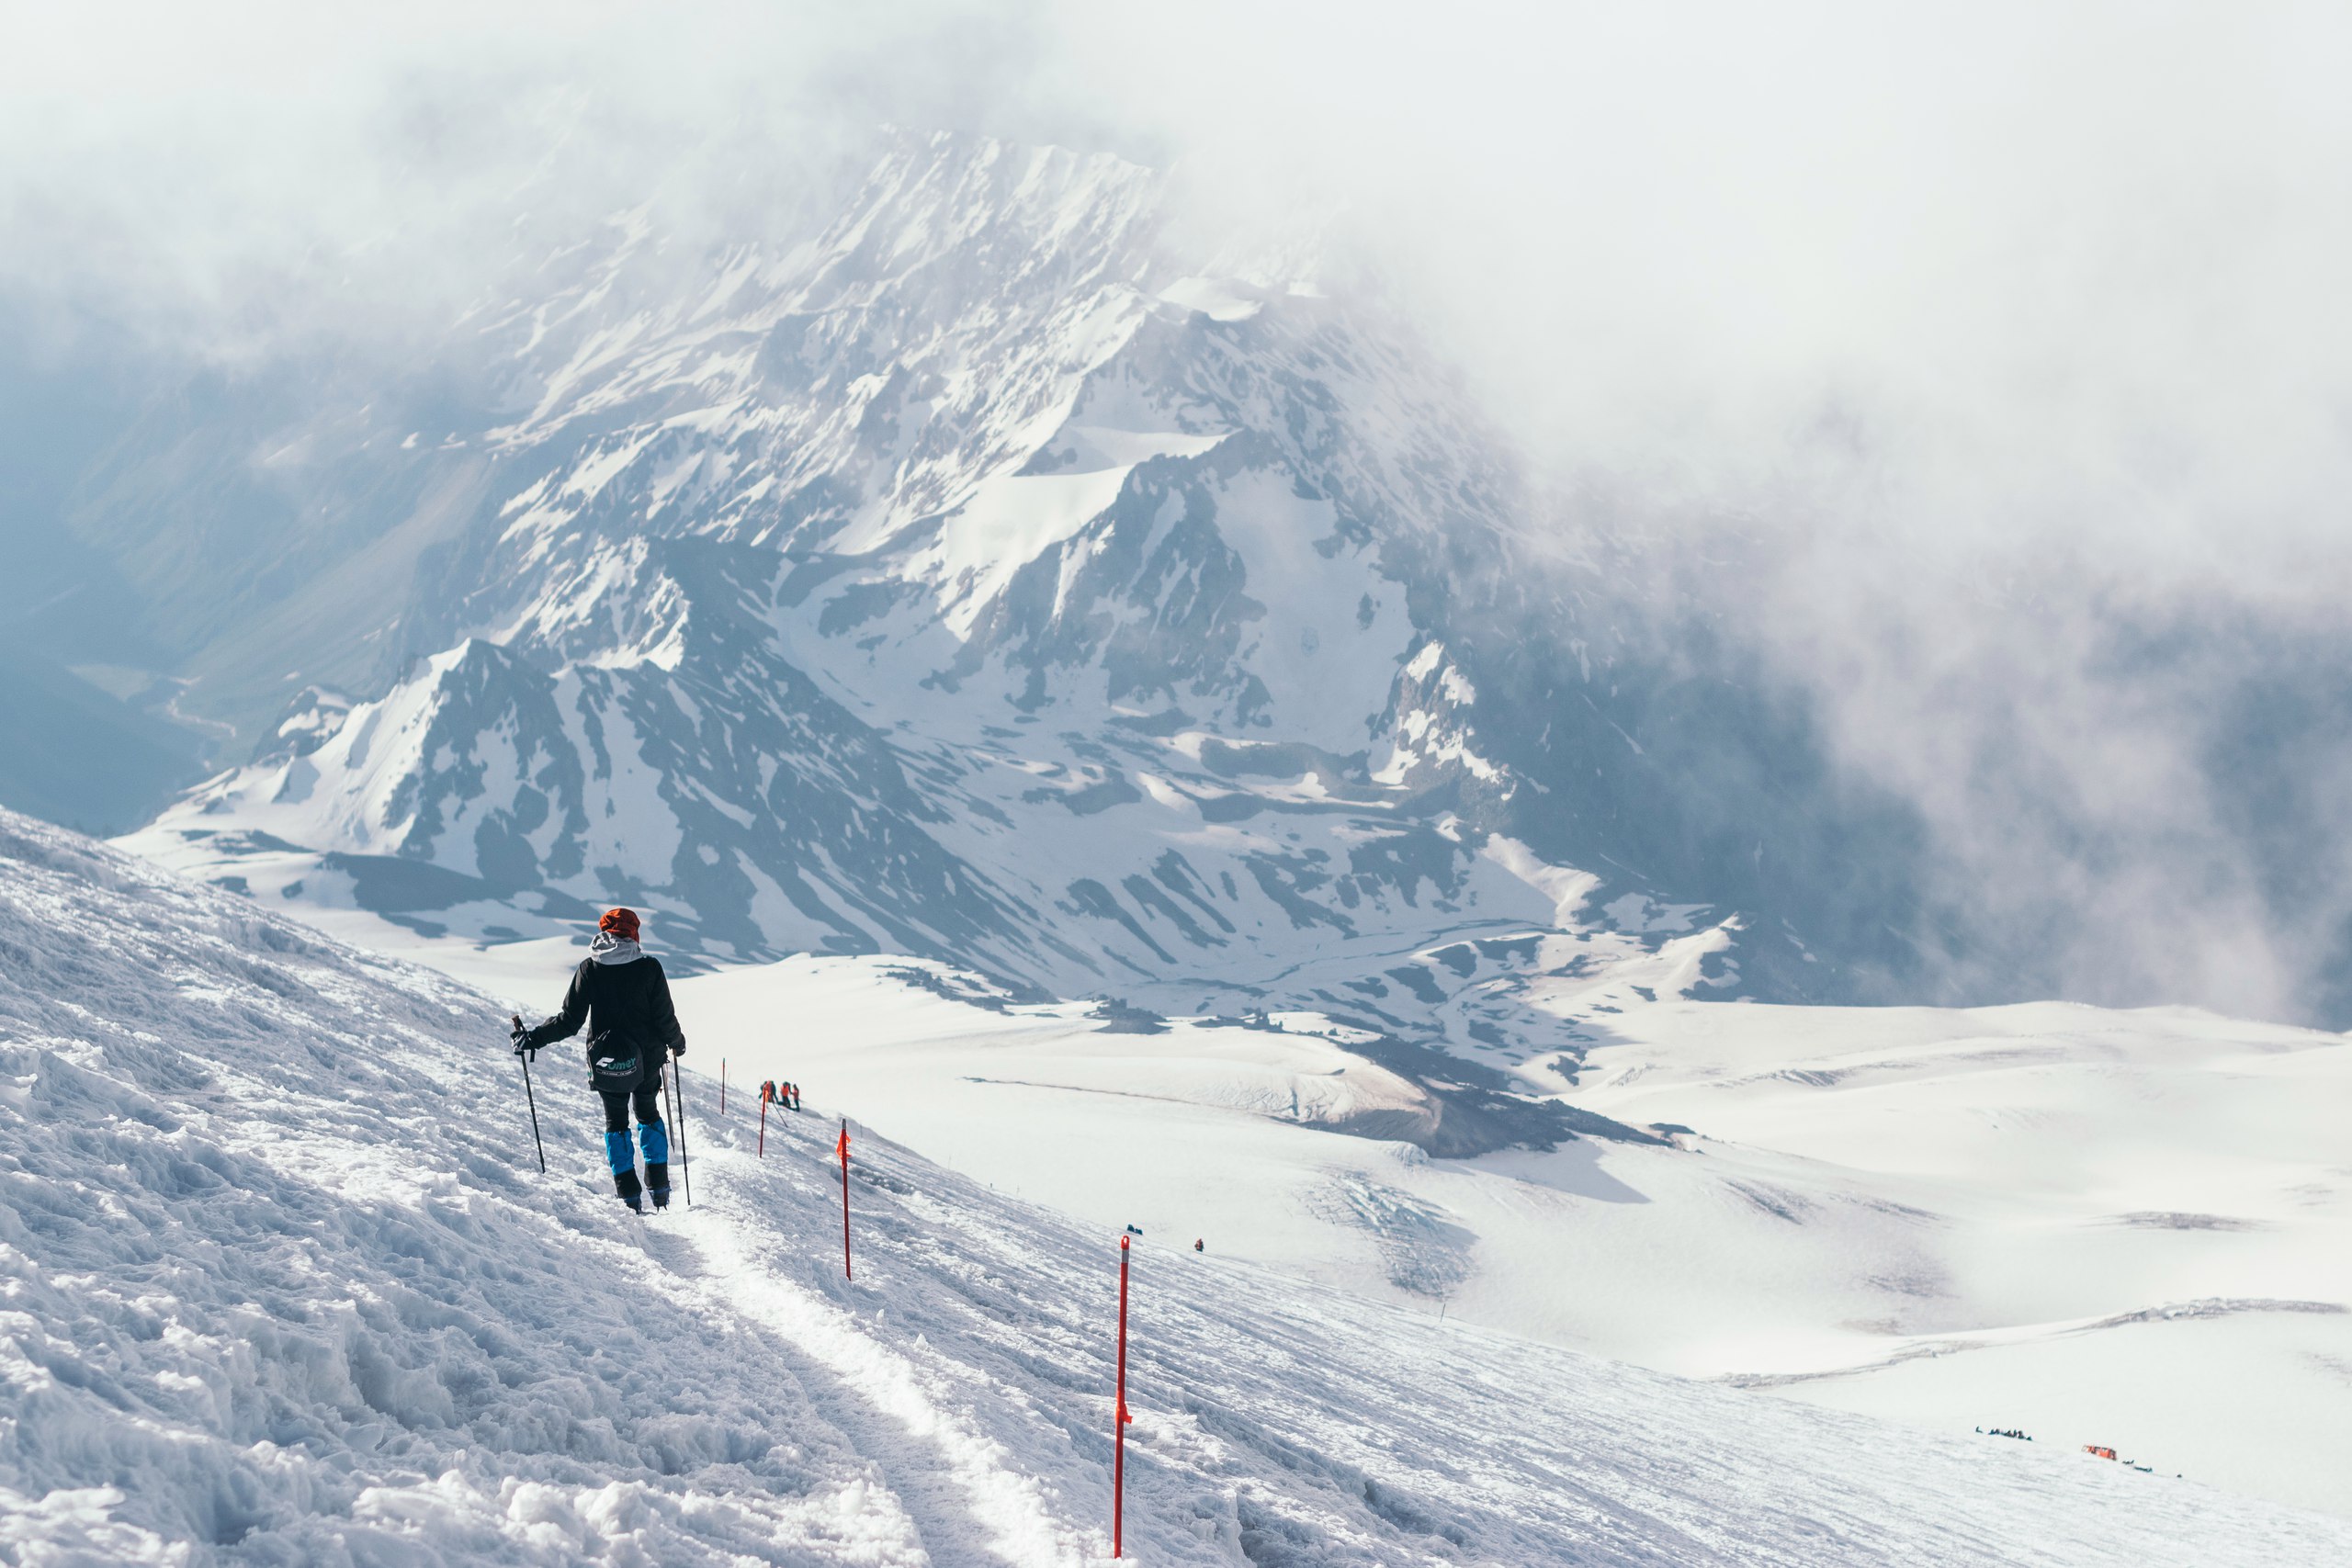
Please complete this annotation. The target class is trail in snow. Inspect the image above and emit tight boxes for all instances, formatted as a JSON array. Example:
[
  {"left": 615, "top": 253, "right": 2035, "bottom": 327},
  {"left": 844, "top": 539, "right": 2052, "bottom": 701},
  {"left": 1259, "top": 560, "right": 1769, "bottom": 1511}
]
[
  {"left": 663, "top": 1162, "right": 1097, "bottom": 1567},
  {"left": 5, "top": 808, "right": 2350, "bottom": 1564}
]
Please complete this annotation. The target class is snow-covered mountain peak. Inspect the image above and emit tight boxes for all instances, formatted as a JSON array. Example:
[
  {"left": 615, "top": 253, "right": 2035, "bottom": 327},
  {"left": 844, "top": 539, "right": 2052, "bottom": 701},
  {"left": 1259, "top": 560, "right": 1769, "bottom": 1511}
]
[
  {"left": 127, "top": 129, "right": 1876, "bottom": 1161},
  {"left": 485, "top": 132, "right": 1170, "bottom": 558}
]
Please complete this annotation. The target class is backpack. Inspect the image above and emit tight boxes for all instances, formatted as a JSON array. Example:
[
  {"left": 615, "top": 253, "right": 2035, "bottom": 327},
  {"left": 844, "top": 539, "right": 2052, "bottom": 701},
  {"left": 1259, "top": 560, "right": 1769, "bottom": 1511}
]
[{"left": 587, "top": 1032, "right": 646, "bottom": 1094}]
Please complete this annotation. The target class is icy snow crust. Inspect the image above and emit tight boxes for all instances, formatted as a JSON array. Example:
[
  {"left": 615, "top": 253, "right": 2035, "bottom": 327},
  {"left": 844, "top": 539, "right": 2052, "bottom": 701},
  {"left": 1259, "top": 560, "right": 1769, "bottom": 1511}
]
[{"left": 6, "top": 814, "right": 2345, "bottom": 1563}]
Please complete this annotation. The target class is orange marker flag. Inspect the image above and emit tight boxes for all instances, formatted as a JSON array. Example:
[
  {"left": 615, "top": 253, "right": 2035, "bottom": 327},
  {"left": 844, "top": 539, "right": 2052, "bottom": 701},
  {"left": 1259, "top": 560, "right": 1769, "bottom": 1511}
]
[
  {"left": 837, "top": 1120, "right": 853, "bottom": 1280},
  {"left": 1114, "top": 1233, "right": 1133, "bottom": 1556}
]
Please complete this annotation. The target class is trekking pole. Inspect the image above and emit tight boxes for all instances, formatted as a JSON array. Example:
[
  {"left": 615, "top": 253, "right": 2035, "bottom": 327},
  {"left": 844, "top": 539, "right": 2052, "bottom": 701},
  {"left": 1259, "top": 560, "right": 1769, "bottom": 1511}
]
[
  {"left": 669, "top": 1052, "right": 693, "bottom": 1208},
  {"left": 522, "top": 1057, "right": 546, "bottom": 1173},
  {"left": 511, "top": 1014, "right": 546, "bottom": 1174}
]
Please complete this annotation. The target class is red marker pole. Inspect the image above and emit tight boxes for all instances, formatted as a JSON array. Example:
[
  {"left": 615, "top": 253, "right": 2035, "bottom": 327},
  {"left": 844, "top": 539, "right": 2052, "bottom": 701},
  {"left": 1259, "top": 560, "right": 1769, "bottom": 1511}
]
[
  {"left": 837, "top": 1120, "right": 854, "bottom": 1280},
  {"left": 757, "top": 1088, "right": 769, "bottom": 1156},
  {"left": 1114, "top": 1234, "right": 1133, "bottom": 1557}
]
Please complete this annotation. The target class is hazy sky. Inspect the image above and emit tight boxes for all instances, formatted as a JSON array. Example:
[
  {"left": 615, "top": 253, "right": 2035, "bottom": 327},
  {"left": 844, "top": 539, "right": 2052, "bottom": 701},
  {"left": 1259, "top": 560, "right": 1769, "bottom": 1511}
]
[
  {"left": 7, "top": 1, "right": 2351, "bottom": 1018},
  {"left": 12, "top": 2, "right": 2345, "bottom": 503},
  {"left": 11, "top": 3, "right": 2343, "bottom": 562}
]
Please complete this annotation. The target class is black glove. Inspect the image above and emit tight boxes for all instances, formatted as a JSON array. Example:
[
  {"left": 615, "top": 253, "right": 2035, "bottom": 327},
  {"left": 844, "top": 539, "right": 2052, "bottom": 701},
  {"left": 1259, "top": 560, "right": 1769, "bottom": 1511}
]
[
  {"left": 510, "top": 1014, "right": 537, "bottom": 1059},
  {"left": 670, "top": 1035, "right": 687, "bottom": 1059}
]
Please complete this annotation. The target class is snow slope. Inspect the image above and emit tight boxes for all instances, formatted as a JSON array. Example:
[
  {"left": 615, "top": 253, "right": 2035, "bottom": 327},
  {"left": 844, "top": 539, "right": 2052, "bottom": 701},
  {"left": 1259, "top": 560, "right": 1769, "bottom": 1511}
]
[
  {"left": 1565, "top": 999, "right": 2352, "bottom": 1506},
  {"left": 635, "top": 955, "right": 2352, "bottom": 1519},
  {"left": 6, "top": 812, "right": 2345, "bottom": 1563}
]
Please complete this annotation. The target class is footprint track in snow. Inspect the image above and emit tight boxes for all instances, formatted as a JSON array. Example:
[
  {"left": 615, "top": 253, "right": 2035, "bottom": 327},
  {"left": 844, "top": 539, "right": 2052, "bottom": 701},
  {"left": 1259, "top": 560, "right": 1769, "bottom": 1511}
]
[{"left": 637, "top": 1162, "right": 1099, "bottom": 1568}]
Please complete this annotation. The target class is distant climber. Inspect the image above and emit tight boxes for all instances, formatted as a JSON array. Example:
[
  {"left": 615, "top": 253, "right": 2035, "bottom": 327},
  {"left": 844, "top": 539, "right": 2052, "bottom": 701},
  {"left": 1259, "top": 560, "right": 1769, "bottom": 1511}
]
[
  {"left": 1193, "top": 1238, "right": 1204, "bottom": 1253},
  {"left": 787, "top": 1081, "right": 803, "bottom": 1111},
  {"left": 513, "top": 908, "right": 688, "bottom": 1213}
]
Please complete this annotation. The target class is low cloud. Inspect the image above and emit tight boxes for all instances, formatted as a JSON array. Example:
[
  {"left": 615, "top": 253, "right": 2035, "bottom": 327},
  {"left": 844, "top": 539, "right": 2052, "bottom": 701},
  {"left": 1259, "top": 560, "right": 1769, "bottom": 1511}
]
[{"left": 10, "top": 2, "right": 2352, "bottom": 1019}]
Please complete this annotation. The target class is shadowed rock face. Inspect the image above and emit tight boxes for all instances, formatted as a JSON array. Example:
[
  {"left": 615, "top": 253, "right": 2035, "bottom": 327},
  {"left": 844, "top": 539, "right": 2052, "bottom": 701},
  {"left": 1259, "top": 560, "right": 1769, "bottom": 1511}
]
[{"left": 91, "top": 130, "right": 1951, "bottom": 1094}]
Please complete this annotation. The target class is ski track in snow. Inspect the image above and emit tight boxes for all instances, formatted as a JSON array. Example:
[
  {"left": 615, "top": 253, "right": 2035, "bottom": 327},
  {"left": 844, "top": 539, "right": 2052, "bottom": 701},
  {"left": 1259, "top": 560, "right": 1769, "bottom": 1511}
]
[{"left": 5, "top": 810, "right": 2351, "bottom": 1564}]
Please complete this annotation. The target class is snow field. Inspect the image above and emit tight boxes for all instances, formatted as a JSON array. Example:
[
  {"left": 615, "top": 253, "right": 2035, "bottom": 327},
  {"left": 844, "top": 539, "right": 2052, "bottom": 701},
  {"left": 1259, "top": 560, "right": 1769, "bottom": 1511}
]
[
  {"left": 678, "top": 956, "right": 2352, "bottom": 1518},
  {"left": 5, "top": 810, "right": 2349, "bottom": 1563}
]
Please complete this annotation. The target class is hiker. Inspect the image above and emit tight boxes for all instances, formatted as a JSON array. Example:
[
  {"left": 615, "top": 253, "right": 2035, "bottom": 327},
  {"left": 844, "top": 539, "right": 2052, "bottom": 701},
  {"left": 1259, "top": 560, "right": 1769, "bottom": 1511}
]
[
  {"left": 513, "top": 907, "right": 688, "bottom": 1213},
  {"left": 1193, "top": 1238, "right": 1204, "bottom": 1253}
]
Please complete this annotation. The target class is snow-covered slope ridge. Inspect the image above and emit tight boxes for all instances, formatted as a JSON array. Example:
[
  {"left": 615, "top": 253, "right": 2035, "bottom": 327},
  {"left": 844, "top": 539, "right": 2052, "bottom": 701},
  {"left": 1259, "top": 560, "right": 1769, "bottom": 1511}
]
[
  {"left": 7, "top": 814, "right": 2344, "bottom": 1563},
  {"left": 127, "top": 129, "right": 1759, "bottom": 1077}
]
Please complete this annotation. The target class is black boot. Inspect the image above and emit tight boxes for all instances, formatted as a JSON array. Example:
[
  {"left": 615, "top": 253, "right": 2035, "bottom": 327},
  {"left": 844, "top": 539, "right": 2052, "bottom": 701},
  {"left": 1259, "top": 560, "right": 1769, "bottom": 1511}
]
[
  {"left": 607, "top": 1131, "right": 645, "bottom": 1212},
  {"left": 638, "top": 1119, "right": 673, "bottom": 1209}
]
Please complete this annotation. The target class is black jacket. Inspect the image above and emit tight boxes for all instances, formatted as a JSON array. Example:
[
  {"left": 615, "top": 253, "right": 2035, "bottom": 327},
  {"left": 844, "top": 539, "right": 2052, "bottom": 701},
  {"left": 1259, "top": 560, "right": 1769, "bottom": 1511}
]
[{"left": 525, "top": 952, "right": 687, "bottom": 1067}]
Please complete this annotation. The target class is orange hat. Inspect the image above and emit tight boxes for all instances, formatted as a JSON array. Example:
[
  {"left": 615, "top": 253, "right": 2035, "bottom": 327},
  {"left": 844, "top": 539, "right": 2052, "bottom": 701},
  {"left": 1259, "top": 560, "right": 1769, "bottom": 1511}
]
[{"left": 599, "top": 907, "right": 640, "bottom": 941}]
